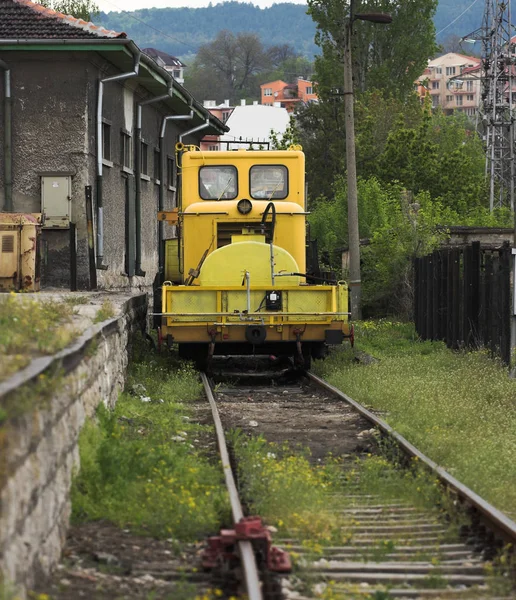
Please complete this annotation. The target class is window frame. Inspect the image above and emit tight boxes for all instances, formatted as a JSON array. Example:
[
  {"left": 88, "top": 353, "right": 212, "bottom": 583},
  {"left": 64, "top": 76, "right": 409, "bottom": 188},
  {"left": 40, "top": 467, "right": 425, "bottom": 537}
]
[
  {"left": 199, "top": 165, "right": 238, "bottom": 200},
  {"left": 102, "top": 119, "right": 112, "bottom": 165},
  {"left": 249, "top": 164, "right": 289, "bottom": 201},
  {"left": 120, "top": 129, "right": 132, "bottom": 172},
  {"left": 263, "top": 88, "right": 273, "bottom": 96},
  {"left": 167, "top": 155, "right": 176, "bottom": 191},
  {"left": 154, "top": 148, "right": 161, "bottom": 184},
  {"left": 141, "top": 140, "right": 149, "bottom": 177}
]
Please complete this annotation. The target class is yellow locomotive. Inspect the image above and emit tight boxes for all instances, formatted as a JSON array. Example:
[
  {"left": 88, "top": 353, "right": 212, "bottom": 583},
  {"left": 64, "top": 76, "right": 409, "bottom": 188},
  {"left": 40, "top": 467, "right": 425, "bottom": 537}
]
[{"left": 158, "top": 145, "right": 351, "bottom": 367}]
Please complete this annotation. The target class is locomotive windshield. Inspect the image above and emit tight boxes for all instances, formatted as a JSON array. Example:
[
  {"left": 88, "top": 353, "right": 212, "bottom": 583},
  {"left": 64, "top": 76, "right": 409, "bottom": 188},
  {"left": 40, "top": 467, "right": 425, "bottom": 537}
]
[
  {"left": 199, "top": 166, "right": 238, "bottom": 200},
  {"left": 250, "top": 165, "right": 288, "bottom": 199}
]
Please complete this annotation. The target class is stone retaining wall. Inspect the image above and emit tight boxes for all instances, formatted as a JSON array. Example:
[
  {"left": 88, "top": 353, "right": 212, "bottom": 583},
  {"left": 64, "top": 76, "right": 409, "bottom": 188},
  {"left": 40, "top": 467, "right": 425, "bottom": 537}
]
[{"left": 0, "top": 294, "right": 147, "bottom": 595}]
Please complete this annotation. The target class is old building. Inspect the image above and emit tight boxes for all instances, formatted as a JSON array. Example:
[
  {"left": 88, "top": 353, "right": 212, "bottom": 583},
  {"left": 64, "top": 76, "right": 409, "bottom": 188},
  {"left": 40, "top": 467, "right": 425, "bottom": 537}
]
[{"left": 0, "top": 0, "right": 227, "bottom": 290}]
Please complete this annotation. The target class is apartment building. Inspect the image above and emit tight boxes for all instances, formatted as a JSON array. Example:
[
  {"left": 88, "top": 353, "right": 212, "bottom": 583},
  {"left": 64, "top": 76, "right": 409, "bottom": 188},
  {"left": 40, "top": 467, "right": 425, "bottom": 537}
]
[
  {"left": 416, "top": 53, "right": 481, "bottom": 118},
  {"left": 260, "top": 78, "right": 317, "bottom": 112}
]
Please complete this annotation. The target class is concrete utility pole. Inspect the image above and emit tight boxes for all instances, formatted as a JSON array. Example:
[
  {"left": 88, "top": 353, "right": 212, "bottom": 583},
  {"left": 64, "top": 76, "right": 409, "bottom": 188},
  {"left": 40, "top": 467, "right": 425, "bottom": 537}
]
[
  {"left": 343, "top": 2, "right": 391, "bottom": 320},
  {"left": 343, "top": 15, "right": 361, "bottom": 320}
]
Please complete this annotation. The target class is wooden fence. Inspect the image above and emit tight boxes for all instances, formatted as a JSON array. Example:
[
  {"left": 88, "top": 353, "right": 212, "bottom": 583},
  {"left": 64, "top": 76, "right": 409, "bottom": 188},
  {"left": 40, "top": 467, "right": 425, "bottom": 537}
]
[{"left": 414, "top": 241, "right": 511, "bottom": 364}]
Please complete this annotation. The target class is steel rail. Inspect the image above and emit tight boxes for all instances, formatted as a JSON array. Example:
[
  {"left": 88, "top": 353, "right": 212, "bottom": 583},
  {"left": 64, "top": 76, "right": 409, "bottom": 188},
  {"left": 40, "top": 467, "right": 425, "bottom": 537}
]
[
  {"left": 200, "top": 372, "right": 263, "bottom": 600},
  {"left": 309, "top": 372, "right": 516, "bottom": 543}
]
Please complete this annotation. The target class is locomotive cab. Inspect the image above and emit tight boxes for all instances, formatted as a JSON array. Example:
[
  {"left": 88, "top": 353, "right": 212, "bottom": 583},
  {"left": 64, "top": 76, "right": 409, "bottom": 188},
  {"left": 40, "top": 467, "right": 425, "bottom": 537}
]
[{"left": 158, "top": 146, "right": 351, "bottom": 367}]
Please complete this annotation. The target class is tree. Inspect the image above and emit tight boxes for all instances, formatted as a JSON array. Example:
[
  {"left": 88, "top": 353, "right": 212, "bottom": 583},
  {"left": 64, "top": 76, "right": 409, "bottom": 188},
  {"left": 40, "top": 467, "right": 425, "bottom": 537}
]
[
  {"left": 268, "top": 44, "right": 298, "bottom": 67},
  {"left": 40, "top": 0, "right": 99, "bottom": 20},
  {"left": 307, "top": 0, "right": 439, "bottom": 99},
  {"left": 193, "top": 31, "right": 271, "bottom": 102}
]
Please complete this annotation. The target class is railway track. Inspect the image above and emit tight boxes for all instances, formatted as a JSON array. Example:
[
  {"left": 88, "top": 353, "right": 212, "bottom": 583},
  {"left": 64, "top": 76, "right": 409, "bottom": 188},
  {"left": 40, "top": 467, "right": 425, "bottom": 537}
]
[{"left": 203, "top": 357, "right": 516, "bottom": 600}]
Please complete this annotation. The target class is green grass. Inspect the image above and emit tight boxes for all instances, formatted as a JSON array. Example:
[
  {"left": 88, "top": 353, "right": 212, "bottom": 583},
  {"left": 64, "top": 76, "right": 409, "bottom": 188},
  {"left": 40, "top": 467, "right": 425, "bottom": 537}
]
[
  {"left": 93, "top": 300, "right": 115, "bottom": 323},
  {"left": 314, "top": 320, "right": 516, "bottom": 517},
  {"left": 0, "top": 293, "right": 77, "bottom": 381},
  {"left": 71, "top": 340, "right": 230, "bottom": 540}
]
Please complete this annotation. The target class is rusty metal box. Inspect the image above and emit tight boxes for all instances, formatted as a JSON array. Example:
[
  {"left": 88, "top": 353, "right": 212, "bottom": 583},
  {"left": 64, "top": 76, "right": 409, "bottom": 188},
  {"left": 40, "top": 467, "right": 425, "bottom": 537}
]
[{"left": 0, "top": 213, "right": 42, "bottom": 292}]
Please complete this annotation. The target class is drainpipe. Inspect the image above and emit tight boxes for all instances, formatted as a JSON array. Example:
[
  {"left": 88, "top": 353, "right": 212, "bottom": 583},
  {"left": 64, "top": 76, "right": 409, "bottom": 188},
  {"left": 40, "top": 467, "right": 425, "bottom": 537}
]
[
  {"left": 177, "top": 117, "right": 211, "bottom": 145},
  {"left": 135, "top": 80, "right": 173, "bottom": 276},
  {"left": 176, "top": 117, "right": 210, "bottom": 211},
  {"left": 158, "top": 110, "right": 194, "bottom": 276},
  {"left": 0, "top": 60, "right": 12, "bottom": 212},
  {"left": 96, "top": 50, "right": 141, "bottom": 270}
]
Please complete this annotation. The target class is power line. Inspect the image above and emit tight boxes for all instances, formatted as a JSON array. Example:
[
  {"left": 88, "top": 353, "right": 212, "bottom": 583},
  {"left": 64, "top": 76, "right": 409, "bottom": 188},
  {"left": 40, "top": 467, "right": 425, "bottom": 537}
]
[
  {"left": 436, "top": 0, "right": 482, "bottom": 37},
  {"left": 100, "top": 0, "right": 198, "bottom": 50}
]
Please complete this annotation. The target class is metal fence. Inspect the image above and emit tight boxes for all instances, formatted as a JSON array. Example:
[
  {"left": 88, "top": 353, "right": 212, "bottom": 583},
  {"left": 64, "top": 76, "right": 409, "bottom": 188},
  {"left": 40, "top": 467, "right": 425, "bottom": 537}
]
[{"left": 414, "top": 241, "right": 511, "bottom": 364}]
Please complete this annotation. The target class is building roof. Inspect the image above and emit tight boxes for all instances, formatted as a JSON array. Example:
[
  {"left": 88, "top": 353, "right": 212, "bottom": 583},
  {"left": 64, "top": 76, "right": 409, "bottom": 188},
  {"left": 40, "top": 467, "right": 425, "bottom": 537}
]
[
  {"left": 220, "top": 104, "right": 290, "bottom": 146},
  {"left": 0, "top": 0, "right": 126, "bottom": 39},
  {"left": 143, "top": 47, "right": 185, "bottom": 68},
  {"left": 428, "top": 52, "right": 480, "bottom": 67}
]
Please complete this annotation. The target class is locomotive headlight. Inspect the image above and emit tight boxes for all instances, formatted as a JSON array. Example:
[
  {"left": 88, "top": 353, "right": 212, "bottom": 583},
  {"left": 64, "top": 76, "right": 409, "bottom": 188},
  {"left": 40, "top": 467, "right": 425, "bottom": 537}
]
[{"left": 237, "top": 199, "right": 253, "bottom": 215}]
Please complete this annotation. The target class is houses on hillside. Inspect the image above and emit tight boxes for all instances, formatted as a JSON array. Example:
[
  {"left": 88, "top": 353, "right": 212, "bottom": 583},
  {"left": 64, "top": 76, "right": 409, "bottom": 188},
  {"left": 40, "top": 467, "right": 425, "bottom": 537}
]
[
  {"left": 142, "top": 47, "right": 186, "bottom": 85},
  {"left": 415, "top": 52, "right": 481, "bottom": 117},
  {"left": 260, "top": 78, "right": 318, "bottom": 112},
  {"left": 0, "top": 0, "right": 227, "bottom": 291}
]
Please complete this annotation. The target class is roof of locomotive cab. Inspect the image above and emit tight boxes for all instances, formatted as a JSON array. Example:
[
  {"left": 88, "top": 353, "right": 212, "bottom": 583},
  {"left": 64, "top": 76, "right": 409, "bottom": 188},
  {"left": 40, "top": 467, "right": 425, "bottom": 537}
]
[{"left": 183, "top": 149, "right": 305, "bottom": 161}]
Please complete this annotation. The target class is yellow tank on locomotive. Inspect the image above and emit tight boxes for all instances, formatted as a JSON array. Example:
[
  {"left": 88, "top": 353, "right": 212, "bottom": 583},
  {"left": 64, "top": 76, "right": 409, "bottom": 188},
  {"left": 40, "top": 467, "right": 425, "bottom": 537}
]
[{"left": 157, "top": 144, "right": 352, "bottom": 367}]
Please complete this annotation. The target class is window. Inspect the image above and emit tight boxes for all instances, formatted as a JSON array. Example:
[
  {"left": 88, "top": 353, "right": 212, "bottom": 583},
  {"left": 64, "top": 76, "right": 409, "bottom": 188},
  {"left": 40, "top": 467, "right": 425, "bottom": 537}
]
[
  {"left": 446, "top": 66, "right": 456, "bottom": 76},
  {"left": 102, "top": 121, "right": 111, "bottom": 162},
  {"left": 466, "top": 108, "right": 476, "bottom": 116},
  {"left": 432, "top": 81, "right": 439, "bottom": 89},
  {"left": 141, "top": 141, "right": 149, "bottom": 176},
  {"left": 467, "top": 94, "right": 474, "bottom": 102},
  {"left": 250, "top": 165, "right": 288, "bottom": 200},
  {"left": 306, "top": 86, "right": 313, "bottom": 95},
  {"left": 431, "top": 95, "right": 439, "bottom": 107},
  {"left": 199, "top": 166, "right": 237, "bottom": 200},
  {"left": 467, "top": 80, "right": 474, "bottom": 91},
  {"left": 167, "top": 156, "right": 175, "bottom": 190},
  {"left": 222, "top": 111, "right": 230, "bottom": 123},
  {"left": 154, "top": 149, "right": 160, "bottom": 182},
  {"left": 120, "top": 131, "right": 132, "bottom": 169},
  {"left": 436, "top": 67, "right": 442, "bottom": 74},
  {"left": 208, "top": 145, "right": 219, "bottom": 151},
  {"left": 173, "top": 69, "right": 181, "bottom": 78},
  {"left": 456, "top": 95, "right": 463, "bottom": 106},
  {"left": 446, "top": 95, "right": 453, "bottom": 102},
  {"left": 263, "top": 88, "right": 273, "bottom": 96}
]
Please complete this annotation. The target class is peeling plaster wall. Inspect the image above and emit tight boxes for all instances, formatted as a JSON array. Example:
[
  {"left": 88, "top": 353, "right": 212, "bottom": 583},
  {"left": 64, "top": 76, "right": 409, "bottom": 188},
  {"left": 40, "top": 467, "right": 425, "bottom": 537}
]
[
  {"left": 0, "top": 49, "right": 213, "bottom": 292},
  {"left": 0, "top": 294, "right": 147, "bottom": 595},
  {"left": 0, "top": 52, "right": 94, "bottom": 288}
]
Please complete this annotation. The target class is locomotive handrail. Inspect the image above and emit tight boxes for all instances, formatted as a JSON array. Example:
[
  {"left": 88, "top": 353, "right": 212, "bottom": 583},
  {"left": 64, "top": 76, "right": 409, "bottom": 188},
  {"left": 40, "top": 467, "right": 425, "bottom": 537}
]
[{"left": 153, "top": 311, "right": 351, "bottom": 317}]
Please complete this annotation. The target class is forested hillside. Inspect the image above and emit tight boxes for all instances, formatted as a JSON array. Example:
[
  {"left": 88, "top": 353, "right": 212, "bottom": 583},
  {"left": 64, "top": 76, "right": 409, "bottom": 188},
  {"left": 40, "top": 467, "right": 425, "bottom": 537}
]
[
  {"left": 97, "top": 2, "right": 318, "bottom": 61},
  {"left": 97, "top": 0, "right": 488, "bottom": 62}
]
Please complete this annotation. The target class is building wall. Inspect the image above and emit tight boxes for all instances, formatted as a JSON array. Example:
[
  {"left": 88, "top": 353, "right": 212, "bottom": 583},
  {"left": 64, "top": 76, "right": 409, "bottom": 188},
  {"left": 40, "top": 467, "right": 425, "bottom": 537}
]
[
  {"left": 0, "top": 50, "right": 204, "bottom": 291},
  {"left": 0, "top": 51, "right": 94, "bottom": 288}
]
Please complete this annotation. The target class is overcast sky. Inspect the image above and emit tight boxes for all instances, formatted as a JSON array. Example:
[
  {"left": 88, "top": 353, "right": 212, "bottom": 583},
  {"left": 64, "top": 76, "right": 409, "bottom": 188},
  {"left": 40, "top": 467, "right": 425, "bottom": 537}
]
[{"left": 98, "top": 0, "right": 308, "bottom": 13}]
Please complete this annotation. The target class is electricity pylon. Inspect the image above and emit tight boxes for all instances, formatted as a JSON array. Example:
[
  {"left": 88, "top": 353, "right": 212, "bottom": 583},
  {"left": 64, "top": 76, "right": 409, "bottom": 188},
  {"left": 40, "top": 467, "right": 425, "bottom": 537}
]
[{"left": 461, "top": 0, "right": 516, "bottom": 210}]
